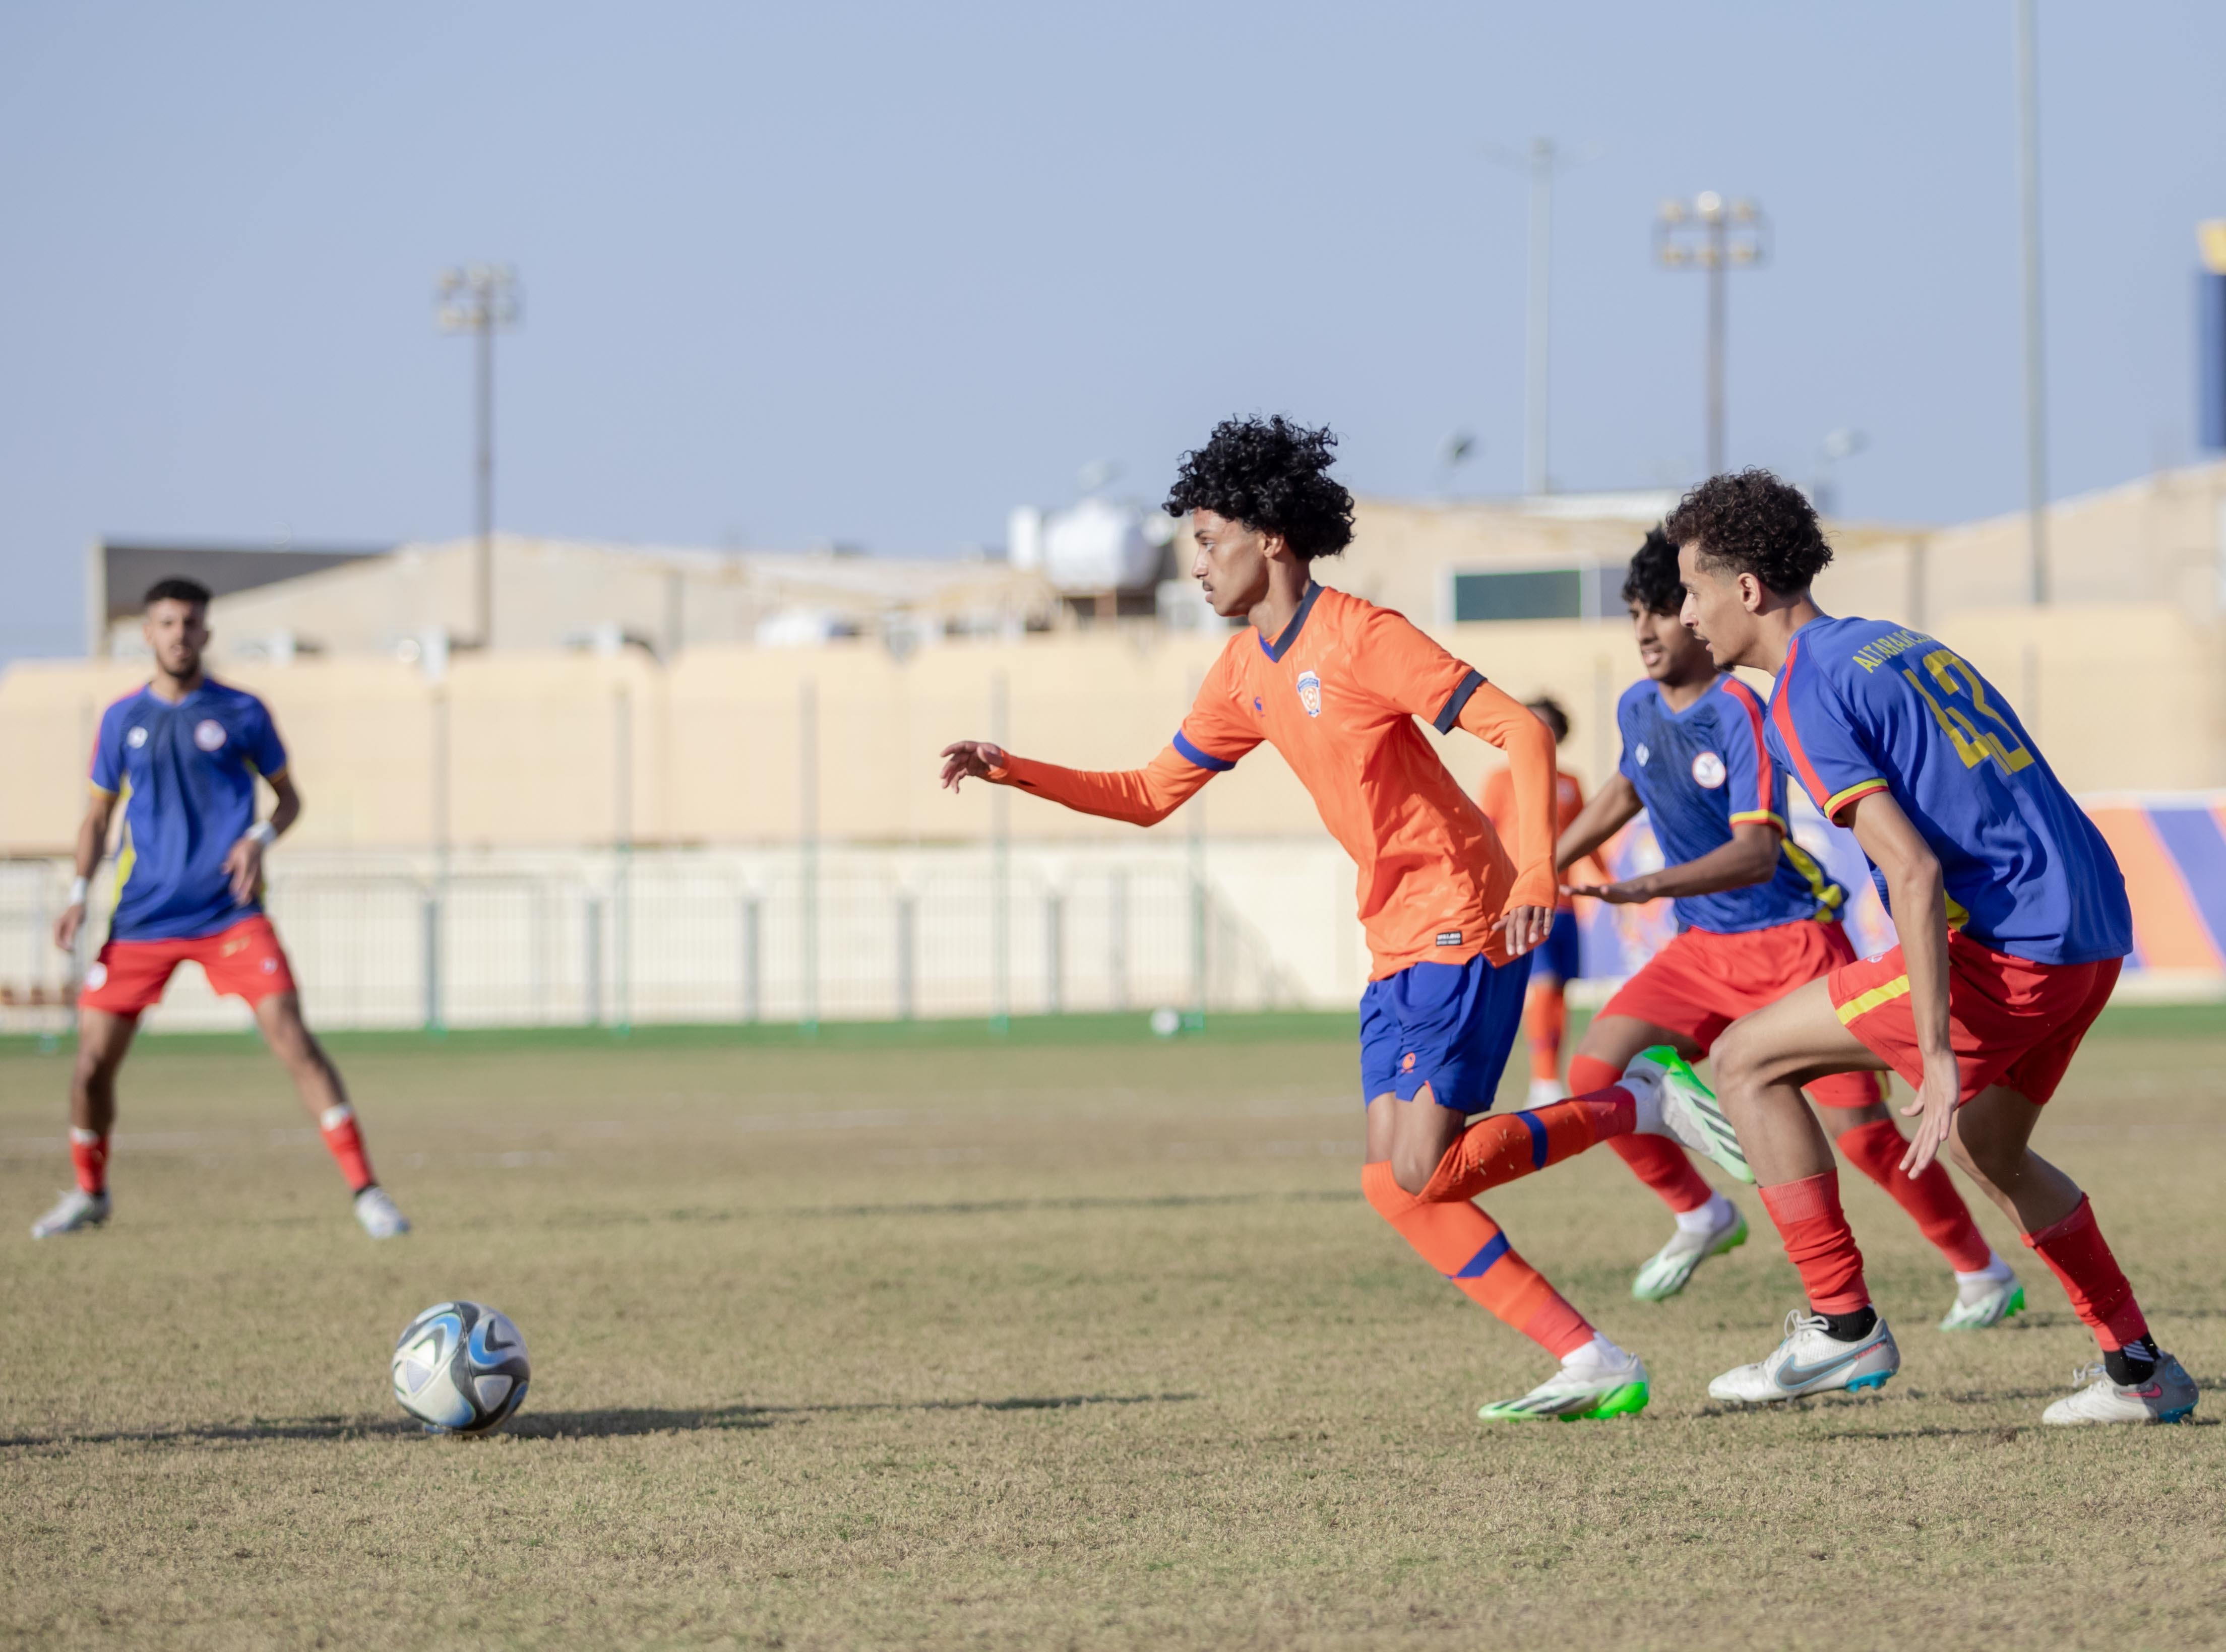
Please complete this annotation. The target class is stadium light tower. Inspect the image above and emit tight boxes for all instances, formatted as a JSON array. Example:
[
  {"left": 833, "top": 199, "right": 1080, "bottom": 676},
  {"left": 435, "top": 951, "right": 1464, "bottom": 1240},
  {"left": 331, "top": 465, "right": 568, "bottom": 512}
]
[
  {"left": 1487, "top": 137, "right": 1595, "bottom": 496},
  {"left": 1654, "top": 193, "right": 1769, "bottom": 477},
  {"left": 436, "top": 264, "right": 521, "bottom": 646}
]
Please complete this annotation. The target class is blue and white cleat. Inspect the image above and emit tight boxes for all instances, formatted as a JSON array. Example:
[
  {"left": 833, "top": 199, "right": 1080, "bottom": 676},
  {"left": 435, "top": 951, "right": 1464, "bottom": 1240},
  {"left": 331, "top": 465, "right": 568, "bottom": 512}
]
[
  {"left": 2041, "top": 1356, "right": 2198, "bottom": 1425},
  {"left": 1626, "top": 1046, "right": 1753, "bottom": 1184},
  {"left": 30, "top": 1187, "right": 110, "bottom": 1239},
  {"left": 1708, "top": 1309, "right": 1900, "bottom": 1404}
]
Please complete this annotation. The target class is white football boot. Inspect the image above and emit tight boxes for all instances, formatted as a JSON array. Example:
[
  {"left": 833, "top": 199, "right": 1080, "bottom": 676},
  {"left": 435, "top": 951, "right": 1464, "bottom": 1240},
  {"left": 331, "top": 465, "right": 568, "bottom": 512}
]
[
  {"left": 31, "top": 1187, "right": 111, "bottom": 1239},
  {"left": 1624, "top": 1047, "right": 1754, "bottom": 1184},
  {"left": 2041, "top": 1356, "right": 2198, "bottom": 1425},
  {"left": 1708, "top": 1309, "right": 1900, "bottom": 1404},
  {"left": 1632, "top": 1199, "right": 1750, "bottom": 1302},
  {"left": 1938, "top": 1261, "right": 2026, "bottom": 1331},
  {"left": 1478, "top": 1339, "right": 1650, "bottom": 1422},
  {"left": 353, "top": 1185, "right": 411, "bottom": 1239}
]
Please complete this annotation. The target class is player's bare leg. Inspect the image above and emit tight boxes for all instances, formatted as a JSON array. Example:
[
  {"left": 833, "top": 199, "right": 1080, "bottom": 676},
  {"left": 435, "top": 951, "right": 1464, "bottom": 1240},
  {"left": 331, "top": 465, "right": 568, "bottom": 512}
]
[
  {"left": 1574, "top": 1014, "right": 1746, "bottom": 1300},
  {"left": 31, "top": 1008, "right": 136, "bottom": 1237},
  {"left": 252, "top": 991, "right": 408, "bottom": 1237}
]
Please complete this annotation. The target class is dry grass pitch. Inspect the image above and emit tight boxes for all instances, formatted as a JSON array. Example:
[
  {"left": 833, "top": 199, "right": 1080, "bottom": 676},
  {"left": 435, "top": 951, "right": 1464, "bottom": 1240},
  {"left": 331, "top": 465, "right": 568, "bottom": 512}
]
[{"left": 4, "top": 1009, "right": 2223, "bottom": 1649}]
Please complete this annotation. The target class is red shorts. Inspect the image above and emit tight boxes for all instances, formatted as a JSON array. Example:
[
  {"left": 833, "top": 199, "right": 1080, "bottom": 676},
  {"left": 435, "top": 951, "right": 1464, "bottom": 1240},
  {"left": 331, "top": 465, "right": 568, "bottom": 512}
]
[
  {"left": 1601, "top": 920, "right": 1880, "bottom": 1108},
  {"left": 81, "top": 914, "right": 298, "bottom": 1017},
  {"left": 1828, "top": 930, "right": 2120, "bottom": 1107}
]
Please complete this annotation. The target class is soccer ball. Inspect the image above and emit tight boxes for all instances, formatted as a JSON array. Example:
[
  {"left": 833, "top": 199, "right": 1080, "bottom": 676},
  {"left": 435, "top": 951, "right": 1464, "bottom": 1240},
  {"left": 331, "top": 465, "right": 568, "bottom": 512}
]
[{"left": 390, "top": 1300, "right": 531, "bottom": 1434}]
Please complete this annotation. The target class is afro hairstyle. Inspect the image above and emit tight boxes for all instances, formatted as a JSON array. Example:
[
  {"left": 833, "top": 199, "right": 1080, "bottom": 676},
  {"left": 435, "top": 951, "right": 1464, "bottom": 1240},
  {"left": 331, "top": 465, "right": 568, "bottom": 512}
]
[
  {"left": 1620, "top": 527, "right": 1684, "bottom": 615},
  {"left": 1163, "top": 415, "right": 1355, "bottom": 561},
  {"left": 1662, "top": 469, "right": 1833, "bottom": 596}
]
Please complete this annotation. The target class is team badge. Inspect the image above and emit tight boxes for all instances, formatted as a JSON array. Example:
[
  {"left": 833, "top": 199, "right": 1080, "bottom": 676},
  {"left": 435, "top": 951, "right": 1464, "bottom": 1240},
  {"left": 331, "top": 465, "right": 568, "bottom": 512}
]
[
  {"left": 1635, "top": 742, "right": 1650, "bottom": 766},
  {"left": 84, "top": 962, "right": 107, "bottom": 990},
  {"left": 126, "top": 727, "right": 148, "bottom": 749},
  {"left": 194, "top": 720, "right": 227, "bottom": 751},
  {"left": 1691, "top": 750, "right": 1727, "bottom": 789},
  {"left": 1295, "top": 670, "right": 1323, "bottom": 718}
]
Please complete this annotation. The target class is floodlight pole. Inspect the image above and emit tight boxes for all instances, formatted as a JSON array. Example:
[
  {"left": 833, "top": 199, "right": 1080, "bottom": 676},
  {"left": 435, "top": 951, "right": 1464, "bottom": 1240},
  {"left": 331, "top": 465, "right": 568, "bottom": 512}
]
[
  {"left": 436, "top": 265, "right": 520, "bottom": 646},
  {"left": 1654, "top": 195, "right": 1768, "bottom": 477},
  {"left": 2015, "top": 0, "right": 2050, "bottom": 604},
  {"left": 1488, "top": 137, "right": 1591, "bottom": 496}
]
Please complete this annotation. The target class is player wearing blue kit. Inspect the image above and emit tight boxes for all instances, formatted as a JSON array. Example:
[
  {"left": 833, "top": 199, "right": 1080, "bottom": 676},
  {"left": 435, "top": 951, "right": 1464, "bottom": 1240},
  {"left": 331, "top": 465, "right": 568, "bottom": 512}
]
[
  {"left": 1554, "top": 531, "right": 2014, "bottom": 1317},
  {"left": 31, "top": 579, "right": 409, "bottom": 1242},
  {"left": 1660, "top": 471, "right": 2191, "bottom": 1425}
]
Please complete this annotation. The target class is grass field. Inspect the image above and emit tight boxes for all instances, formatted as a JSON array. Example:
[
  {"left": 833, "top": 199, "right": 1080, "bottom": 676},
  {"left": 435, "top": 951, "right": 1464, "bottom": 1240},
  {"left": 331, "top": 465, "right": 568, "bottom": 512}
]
[{"left": 5, "top": 1009, "right": 2224, "bottom": 1649}]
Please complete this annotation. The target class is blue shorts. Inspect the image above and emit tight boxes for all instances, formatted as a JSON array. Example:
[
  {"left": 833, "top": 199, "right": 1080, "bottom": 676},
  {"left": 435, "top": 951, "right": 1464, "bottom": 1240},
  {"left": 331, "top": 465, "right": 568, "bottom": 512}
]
[
  {"left": 1359, "top": 950, "right": 1533, "bottom": 1113},
  {"left": 1531, "top": 909, "right": 1581, "bottom": 985}
]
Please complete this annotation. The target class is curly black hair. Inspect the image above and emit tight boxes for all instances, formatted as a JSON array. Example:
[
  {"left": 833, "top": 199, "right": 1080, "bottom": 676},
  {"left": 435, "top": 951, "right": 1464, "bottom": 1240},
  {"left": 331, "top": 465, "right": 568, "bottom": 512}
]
[
  {"left": 1524, "top": 696, "right": 1570, "bottom": 745},
  {"left": 1662, "top": 469, "right": 1833, "bottom": 595},
  {"left": 1163, "top": 415, "right": 1355, "bottom": 561},
  {"left": 1619, "top": 526, "right": 1684, "bottom": 615}
]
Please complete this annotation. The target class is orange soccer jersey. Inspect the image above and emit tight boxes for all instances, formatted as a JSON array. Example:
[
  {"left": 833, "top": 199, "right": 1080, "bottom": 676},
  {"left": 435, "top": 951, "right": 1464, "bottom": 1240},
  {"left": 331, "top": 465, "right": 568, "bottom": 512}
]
[{"left": 989, "top": 583, "right": 1557, "bottom": 977}]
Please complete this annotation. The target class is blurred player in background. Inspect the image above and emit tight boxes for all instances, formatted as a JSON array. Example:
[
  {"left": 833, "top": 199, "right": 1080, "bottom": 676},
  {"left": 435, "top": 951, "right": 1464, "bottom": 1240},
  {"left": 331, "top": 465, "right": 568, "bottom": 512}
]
[
  {"left": 31, "top": 579, "right": 408, "bottom": 1242},
  {"left": 1555, "top": 529, "right": 2019, "bottom": 1320},
  {"left": 940, "top": 418, "right": 1740, "bottom": 1421},
  {"left": 1660, "top": 472, "right": 2192, "bottom": 1425},
  {"left": 1478, "top": 697, "right": 1604, "bottom": 1106}
]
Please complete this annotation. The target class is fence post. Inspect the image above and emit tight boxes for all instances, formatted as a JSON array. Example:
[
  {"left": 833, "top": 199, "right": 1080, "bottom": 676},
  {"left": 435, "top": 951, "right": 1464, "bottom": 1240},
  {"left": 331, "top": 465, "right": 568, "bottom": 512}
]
[
  {"left": 421, "top": 892, "right": 442, "bottom": 1033},
  {"left": 896, "top": 892, "right": 916, "bottom": 1020},
  {"left": 614, "top": 685, "right": 633, "bottom": 1037},
  {"left": 740, "top": 892, "right": 761, "bottom": 1023},
  {"left": 1043, "top": 890, "right": 1064, "bottom": 1015},
  {"left": 800, "top": 681, "right": 819, "bottom": 1035},
  {"left": 584, "top": 897, "right": 604, "bottom": 1028},
  {"left": 1107, "top": 868, "right": 1128, "bottom": 1012},
  {"left": 990, "top": 670, "right": 1010, "bottom": 1034},
  {"left": 428, "top": 686, "right": 450, "bottom": 1034}
]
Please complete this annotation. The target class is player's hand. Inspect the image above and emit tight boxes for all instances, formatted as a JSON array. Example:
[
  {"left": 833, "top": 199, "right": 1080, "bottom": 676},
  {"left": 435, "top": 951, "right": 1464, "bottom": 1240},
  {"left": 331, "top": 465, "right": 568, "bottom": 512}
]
[
  {"left": 223, "top": 836, "right": 265, "bottom": 904},
  {"left": 1897, "top": 1051, "right": 1961, "bottom": 1177},
  {"left": 1499, "top": 904, "right": 1552, "bottom": 957},
  {"left": 53, "top": 904, "right": 84, "bottom": 952},
  {"left": 1562, "top": 878, "right": 1652, "bottom": 905},
  {"left": 938, "top": 740, "right": 1008, "bottom": 792}
]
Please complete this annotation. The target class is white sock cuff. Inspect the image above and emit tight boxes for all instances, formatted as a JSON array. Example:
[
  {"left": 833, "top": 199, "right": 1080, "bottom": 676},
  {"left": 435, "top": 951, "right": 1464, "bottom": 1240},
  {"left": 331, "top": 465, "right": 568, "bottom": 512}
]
[
  {"left": 1562, "top": 1333, "right": 1626, "bottom": 1369},
  {"left": 1674, "top": 1191, "right": 1735, "bottom": 1235},
  {"left": 69, "top": 1126, "right": 104, "bottom": 1146},
  {"left": 1956, "top": 1253, "right": 2013, "bottom": 1284},
  {"left": 319, "top": 1104, "right": 354, "bottom": 1130}
]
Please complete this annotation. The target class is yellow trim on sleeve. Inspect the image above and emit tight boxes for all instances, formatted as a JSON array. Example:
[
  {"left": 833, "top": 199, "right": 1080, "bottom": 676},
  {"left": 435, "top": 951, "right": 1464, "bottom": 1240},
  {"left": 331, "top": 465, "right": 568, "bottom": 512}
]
[
  {"left": 1835, "top": 973, "right": 1911, "bottom": 1026},
  {"left": 1728, "top": 809, "right": 1786, "bottom": 831},
  {"left": 1824, "top": 778, "right": 1890, "bottom": 818}
]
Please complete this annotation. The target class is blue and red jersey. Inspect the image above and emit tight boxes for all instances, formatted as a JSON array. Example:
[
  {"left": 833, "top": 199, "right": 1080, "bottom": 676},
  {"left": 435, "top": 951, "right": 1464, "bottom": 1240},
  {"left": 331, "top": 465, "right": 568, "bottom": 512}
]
[
  {"left": 90, "top": 680, "right": 288, "bottom": 943},
  {"left": 1616, "top": 674, "right": 1845, "bottom": 935},
  {"left": 1763, "top": 616, "right": 2130, "bottom": 967}
]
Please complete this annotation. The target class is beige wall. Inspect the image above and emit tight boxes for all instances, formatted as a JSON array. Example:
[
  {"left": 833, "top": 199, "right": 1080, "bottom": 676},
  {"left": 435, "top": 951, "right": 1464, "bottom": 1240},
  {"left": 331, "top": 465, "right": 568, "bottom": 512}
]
[{"left": 8, "top": 593, "right": 2218, "bottom": 855}]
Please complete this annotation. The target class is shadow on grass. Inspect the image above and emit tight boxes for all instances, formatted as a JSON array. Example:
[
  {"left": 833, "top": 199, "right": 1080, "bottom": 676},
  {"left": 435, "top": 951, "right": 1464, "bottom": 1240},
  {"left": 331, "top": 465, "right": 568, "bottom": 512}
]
[
  {"left": 551, "top": 1190, "right": 1358, "bottom": 1227},
  {"left": 0, "top": 1391, "right": 1203, "bottom": 1451}
]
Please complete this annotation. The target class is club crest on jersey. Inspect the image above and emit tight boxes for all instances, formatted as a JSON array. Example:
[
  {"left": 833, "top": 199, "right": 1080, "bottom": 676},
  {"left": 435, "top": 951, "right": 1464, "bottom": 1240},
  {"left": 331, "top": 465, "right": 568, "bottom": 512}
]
[
  {"left": 1635, "top": 742, "right": 1650, "bottom": 766},
  {"left": 1295, "top": 670, "right": 1323, "bottom": 718},
  {"left": 126, "top": 727, "right": 148, "bottom": 749},
  {"left": 194, "top": 720, "right": 227, "bottom": 752},
  {"left": 1691, "top": 750, "right": 1727, "bottom": 789}
]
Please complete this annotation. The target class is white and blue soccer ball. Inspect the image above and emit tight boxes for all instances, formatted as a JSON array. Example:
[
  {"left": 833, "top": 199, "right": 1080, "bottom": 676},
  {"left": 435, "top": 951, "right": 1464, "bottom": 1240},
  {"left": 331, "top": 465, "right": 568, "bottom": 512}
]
[{"left": 390, "top": 1301, "right": 531, "bottom": 1434}]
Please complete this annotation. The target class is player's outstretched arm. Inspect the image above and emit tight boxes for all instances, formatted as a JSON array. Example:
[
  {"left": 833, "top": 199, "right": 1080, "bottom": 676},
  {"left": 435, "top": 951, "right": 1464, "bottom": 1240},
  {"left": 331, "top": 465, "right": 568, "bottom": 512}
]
[
  {"left": 939, "top": 740, "right": 1215, "bottom": 828},
  {"left": 1846, "top": 790, "right": 1959, "bottom": 1175},
  {"left": 1568, "top": 819, "right": 1782, "bottom": 905},
  {"left": 53, "top": 791, "right": 117, "bottom": 951},
  {"left": 1452, "top": 680, "right": 1558, "bottom": 955}
]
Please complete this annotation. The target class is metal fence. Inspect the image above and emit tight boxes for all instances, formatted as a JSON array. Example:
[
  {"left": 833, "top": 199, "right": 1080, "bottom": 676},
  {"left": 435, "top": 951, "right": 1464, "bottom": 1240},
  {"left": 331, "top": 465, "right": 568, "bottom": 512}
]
[{"left": 0, "top": 843, "right": 1330, "bottom": 1035}]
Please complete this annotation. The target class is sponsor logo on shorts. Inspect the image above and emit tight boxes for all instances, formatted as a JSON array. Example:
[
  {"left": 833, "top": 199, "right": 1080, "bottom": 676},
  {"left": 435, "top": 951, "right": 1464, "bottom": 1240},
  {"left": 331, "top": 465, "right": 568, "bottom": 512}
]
[
  {"left": 1436, "top": 930, "right": 1462, "bottom": 946},
  {"left": 222, "top": 934, "right": 251, "bottom": 956},
  {"left": 127, "top": 727, "right": 148, "bottom": 749},
  {"left": 194, "top": 719, "right": 227, "bottom": 751},
  {"left": 1295, "top": 671, "right": 1323, "bottom": 718},
  {"left": 261, "top": 958, "right": 278, "bottom": 973},
  {"left": 84, "top": 962, "right": 108, "bottom": 989},
  {"left": 1691, "top": 750, "right": 1726, "bottom": 788},
  {"left": 1400, "top": 1052, "right": 1416, "bottom": 1072}
]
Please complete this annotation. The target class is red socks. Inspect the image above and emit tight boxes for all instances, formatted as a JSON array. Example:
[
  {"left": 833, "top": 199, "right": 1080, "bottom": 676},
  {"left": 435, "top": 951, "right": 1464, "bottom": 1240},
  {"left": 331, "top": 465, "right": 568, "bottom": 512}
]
[
  {"left": 1572, "top": 1054, "right": 1715, "bottom": 1214},
  {"left": 1419, "top": 1087, "right": 1634, "bottom": 1204},
  {"left": 2023, "top": 1194, "right": 2148, "bottom": 1352},
  {"left": 1362, "top": 1162, "right": 1594, "bottom": 1358},
  {"left": 70, "top": 1126, "right": 108, "bottom": 1196},
  {"left": 319, "top": 1104, "right": 377, "bottom": 1194},
  {"left": 1524, "top": 982, "right": 1567, "bottom": 1085},
  {"left": 1833, "top": 1116, "right": 1993, "bottom": 1274},
  {"left": 1756, "top": 1171, "right": 1871, "bottom": 1314}
]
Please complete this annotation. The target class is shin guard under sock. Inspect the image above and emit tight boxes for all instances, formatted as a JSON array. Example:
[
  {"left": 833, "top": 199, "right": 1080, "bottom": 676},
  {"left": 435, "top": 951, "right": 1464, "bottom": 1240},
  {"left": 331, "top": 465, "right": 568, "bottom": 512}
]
[
  {"left": 1834, "top": 1116, "right": 1993, "bottom": 1274},
  {"left": 1756, "top": 1171, "right": 1871, "bottom": 1315},
  {"left": 1362, "top": 1162, "right": 1594, "bottom": 1358},
  {"left": 1524, "top": 983, "right": 1567, "bottom": 1085},
  {"left": 1572, "top": 1055, "right": 1714, "bottom": 1213},
  {"left": 1418, "top": 1088, "right": 1635, "bottom": 1204},
  {"left": 2022, "top": 1193, "right": 2149, "bottom": 1355},
  {"left": 70, "top": 1126, "right": 108, "bottom": 1196},
  {"left": 318, "top": 1104, "right": 377, "bottom": 1194}
]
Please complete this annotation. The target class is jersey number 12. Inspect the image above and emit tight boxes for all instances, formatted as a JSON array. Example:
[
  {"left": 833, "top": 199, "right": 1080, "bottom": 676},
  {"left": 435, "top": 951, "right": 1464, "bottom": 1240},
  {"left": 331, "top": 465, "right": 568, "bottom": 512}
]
[{"left": 1901, "top": 649, "right": 2034, "bottom": 776}]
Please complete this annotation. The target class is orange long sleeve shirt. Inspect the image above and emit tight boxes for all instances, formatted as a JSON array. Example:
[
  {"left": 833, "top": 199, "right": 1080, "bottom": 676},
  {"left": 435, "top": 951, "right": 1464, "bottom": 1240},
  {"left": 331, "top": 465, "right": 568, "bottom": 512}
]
[
  {"left": 1480, "top": 765, "right": 1605, "bottom": 912},
  {"left": 986, "top": 583, "right": 1558, "bottom": 979}
]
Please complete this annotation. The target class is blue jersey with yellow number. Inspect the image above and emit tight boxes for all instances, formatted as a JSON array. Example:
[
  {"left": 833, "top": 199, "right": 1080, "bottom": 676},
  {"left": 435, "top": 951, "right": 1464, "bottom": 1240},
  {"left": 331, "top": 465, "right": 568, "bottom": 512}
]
[
  {"left": 1762, "top": 616, "right": 2129, "bottom": 966},
  {"left": 90, "top": 680, "right": 288, "bottom": 943},
  {"left": 1616, "top": 675, "right": 1845, "bottom": 935}
]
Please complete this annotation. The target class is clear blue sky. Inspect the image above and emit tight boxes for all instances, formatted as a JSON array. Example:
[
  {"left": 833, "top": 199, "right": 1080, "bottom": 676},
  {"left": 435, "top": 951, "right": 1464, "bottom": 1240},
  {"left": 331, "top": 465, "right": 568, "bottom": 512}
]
[{"left": 3, "top": 1, "right": 2219, "bottom": 659}]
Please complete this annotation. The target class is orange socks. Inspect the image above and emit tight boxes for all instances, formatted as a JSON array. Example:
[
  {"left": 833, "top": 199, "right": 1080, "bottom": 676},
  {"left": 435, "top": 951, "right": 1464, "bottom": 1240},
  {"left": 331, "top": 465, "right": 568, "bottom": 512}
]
[
  {"left": 1572, "top": 1054, "right": 1715, "bottom": 1214},
  {"left": 1418, "top": 1088, "right": 1635, "bottom": 1203},
  {"left": 2022, "top": 1194, "right": 2148, "bottom": 1352},
  {"left": 1362, "top": 1162, "right": 1593, "bottom": 1358},
  {"left": 319, "top": 1104, "right": 377, "bottom": 1194},
  {"left": 1833, "top": 1116, "right": 1993, "bottom": 1274},
  {"left": 1524, "top": 982, "right": 1567, "bottom": 1085},
  {"left": 70, "top": 1126, "right": 108, "bottom": 1195},
  {"left": 1757, "top": 1171, "right": 1870, "bottom": 1314}
]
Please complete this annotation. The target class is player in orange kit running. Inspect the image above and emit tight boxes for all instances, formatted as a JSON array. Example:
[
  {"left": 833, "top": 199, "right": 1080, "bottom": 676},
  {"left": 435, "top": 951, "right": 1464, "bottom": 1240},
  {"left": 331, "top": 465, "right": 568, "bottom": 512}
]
[
  {"left": 939, "top": 417, "right": 1740, "bottom": 1421},
  {"left": 1479, "top": 698, "right": 1605, "bottom": 1106}
]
